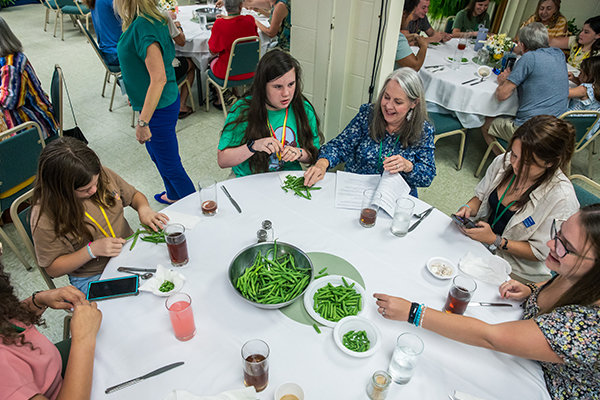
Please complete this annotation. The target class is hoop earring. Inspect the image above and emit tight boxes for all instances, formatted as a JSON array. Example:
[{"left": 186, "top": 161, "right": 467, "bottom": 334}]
[{"left": 406, "top": 109, "right": 413, "bottom": 122}]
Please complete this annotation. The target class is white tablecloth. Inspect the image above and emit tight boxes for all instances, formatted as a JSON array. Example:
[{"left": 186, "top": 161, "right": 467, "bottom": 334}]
[
  {"left": 418, "top": 39, "right": 519, "bottom": 129},
  {"left": 92, "top": 172, "right": 549, "bottom": 400}
]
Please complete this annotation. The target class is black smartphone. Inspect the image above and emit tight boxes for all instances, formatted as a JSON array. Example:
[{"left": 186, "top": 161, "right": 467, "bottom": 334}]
[
  {"left": 451, "top": 214, "right": 478, "bottom": 229},
  {"left": 86, "top": 276, "right": 139, "bottom": 301}
]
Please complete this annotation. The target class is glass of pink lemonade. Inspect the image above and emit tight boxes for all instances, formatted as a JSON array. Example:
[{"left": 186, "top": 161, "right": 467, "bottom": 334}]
[{"left": 165, "top": 293, "right": 196, "bottom": 341}]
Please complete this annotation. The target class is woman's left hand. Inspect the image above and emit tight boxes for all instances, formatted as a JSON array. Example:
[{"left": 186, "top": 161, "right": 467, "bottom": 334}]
[
  {"left": 373, "top": 293, "right": 411, "bottom": 321},
  {"left": 383, "top": 155, "right": 413, "bottom": 174},
  {"left": 462, "top": 221, "right": 496, "bottom": 245},
  {"left": 139, "top": 207, "right": 169, "bottom": 231},
  {"left": 280, "top": 146, "right": 302, "bottom": 162},
  {"left": 136, "top": 125, "right": 152, "bottom": 145},
  {"left": 35, "top": 286, "right": 88, "bottom": 310}
]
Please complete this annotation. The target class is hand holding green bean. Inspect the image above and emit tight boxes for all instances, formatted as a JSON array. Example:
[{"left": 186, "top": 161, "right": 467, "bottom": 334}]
[
  {"left": 281, "top": 174, "right": 321, "bottom": 200},
  {"left": 126, "top": 225, "right": 167, "bottom": 250}
]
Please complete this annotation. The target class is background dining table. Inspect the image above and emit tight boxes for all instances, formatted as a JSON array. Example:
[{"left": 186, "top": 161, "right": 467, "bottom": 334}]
[
  {"left": 417, "top": 39, "right": 519, "bottom": 129},
  {"left": 174, "top": 5, "right": 271, "bottom": 103},
  {"left": 92, "top": 172, "right": 550, "bottom": 400}
]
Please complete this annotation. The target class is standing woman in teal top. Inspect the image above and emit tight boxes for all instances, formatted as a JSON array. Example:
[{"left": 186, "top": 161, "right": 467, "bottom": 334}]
[
  {"left": 452, "top": 0, "right": 490, "bottom": 38},
  {"left": 114, "top": 0, "right": 195, "bottom": 204}
]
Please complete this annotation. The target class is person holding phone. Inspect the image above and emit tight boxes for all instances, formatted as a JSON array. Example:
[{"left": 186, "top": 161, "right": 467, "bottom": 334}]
[
  {"left": 375, "top": 204, "right": 600, "bottom": 400},
  {"left": 454, "top": 115, "right": 579, "bottom": 283},
  {"left": 217, "top": 50, "right": 322, "bottom": 177},
  {"left": 0, "top": 263, "right": 102, "bottom": 400},
  {"left": 30, "top": 137, "right": 168, "bottom": 295}
]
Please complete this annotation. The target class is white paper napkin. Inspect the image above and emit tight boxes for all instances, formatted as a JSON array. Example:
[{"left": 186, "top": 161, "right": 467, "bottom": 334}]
[
  {"left": 454, "top": 390, "right": 486, "bottom": 400},
  {"left": 458, "top": 252, "right": 511, "bottom": 286},
  {"left": 164, "top": 210, "right": 202, "bottom": 230},
  {"left": 163, "top": 387, "right": 258, "bottom": 400},
  {"left": 139, "top": 264, "right": 186, "bottom": 296}
]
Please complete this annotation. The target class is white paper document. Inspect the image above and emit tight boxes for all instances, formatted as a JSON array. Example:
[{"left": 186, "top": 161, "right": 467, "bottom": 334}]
[{"left": 334, "top": 171, "right": 411, "bottom": 216}]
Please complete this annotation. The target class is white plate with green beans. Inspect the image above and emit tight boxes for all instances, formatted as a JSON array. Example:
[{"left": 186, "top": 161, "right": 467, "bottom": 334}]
[
  {"left": 303, "top": 275, "right": 367, "bottom": 328},
  {"left": 333, "top": 316, "right": 382, "bottom": 358}
]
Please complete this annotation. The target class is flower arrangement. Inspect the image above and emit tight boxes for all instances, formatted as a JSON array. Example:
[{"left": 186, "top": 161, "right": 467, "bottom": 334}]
[
  {"left": 158, "top": 0, "right": 178, "bottom": 12},
  {"left": 485, "top": 33, "right": 515, "bottom": 59}
]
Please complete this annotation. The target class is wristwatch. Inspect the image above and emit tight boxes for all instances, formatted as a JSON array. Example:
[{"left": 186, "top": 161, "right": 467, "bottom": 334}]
[
  {"left": 138, "top": 119, "right": 149, "bottom": 127},
  {"left": 247, "top": 140, "right": 257, "bottom": 153},
  {"left": 489, "top": 234, "right": 502, "bottom": 253}
]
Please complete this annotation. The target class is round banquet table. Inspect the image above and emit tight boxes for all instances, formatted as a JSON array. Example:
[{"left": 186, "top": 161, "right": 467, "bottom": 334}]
[
  {"left": 92, "top": 172, "right": 550, "bottom": 400},
  {"left": 418, "top": 39, "right": 519, "bottom": 129}
]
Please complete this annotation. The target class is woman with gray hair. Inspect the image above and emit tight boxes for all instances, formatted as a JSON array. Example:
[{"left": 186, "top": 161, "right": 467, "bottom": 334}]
[
  {"left": 208, "top": 0, "right": 258, "bottom": 110},
  {"left": 304, "top": 68, "right": 436, "bottom": 197},
  {"left": 0, "top": 16, "right": 58, "bottom": 140}
]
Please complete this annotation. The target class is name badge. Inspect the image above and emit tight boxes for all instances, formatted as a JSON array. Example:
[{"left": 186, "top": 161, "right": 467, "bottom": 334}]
[{"left": 523, "top": 216, "right": 535, "bottom": 228}]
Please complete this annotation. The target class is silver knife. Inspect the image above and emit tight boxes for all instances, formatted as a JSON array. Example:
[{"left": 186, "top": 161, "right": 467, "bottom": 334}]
[
  {"left": 118, "top": 266, "right": 157, "bottom": 272},
  {"left": 105, "top": 361, "right": 184, "bottom": 394},
  {"left": 425, "top": 64, "right": 443, "bottom": 69},
  {"left": 221, "top": 186, "right": 242, "bottom": 213},
  {"left": 461, "top": 78, "right": 478, "bottom": 85},
  {"left": 408, "top": 207, "right": 434, "bottom": 232},
  {"left": 470, "top": 79, "right": 485, "bottom": 86},
  {"left": 469, "top": 302, "right": 513, "bottom": 307}
]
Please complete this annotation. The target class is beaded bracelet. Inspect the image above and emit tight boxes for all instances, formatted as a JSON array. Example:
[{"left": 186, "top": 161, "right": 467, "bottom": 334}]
[
  {"left": 31, "top": 291, "right": 45, "bottom": 310},
  {"left": 413, "top": 304, "right": 423, "bottom": 327},
  {"left": 460, "top": 204, "right": 470, "bottom": 209},
  {"left": 407, "top": 302, "right": 419, "bottom": 324},
  {"left": 416, "top": 305, "right": 427, "bottom": 327},
  {"left": 526, "top": 283, "right": 538, "bottom": 295},
  {"left": 87, "top": 242, "right": 97, "bottom": 259}
]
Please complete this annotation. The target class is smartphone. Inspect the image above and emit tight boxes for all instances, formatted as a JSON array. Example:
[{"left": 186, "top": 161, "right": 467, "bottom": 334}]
[
  {"left": 86, "top": 276, "right": 139, "bottom": 301},
  {"left": 451, "top": 214, "right": 478, "bottom": 229}
]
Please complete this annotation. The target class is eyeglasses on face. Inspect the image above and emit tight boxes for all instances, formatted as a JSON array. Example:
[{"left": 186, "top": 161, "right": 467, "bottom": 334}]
[{"left": 550, "top": 219, "right": 594, "bottom": 260}]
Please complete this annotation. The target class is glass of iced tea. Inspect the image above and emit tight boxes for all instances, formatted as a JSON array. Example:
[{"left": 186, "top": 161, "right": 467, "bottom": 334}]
[
  {"left": 198, "top": 178, "right": 218, "bottom": 216},
  {"left": 443, "top": 275, "right": 477, "bottom": 315},
  {"left": 165, "top": 293, "right": 196, "bottom": 341},
  {"left": 241, "top": 339, "right": 270, "bottom": 393},
  {"left": 360, "top": 189, "right": 382, "bottom": 228},
  {"left": 165, "top": 223, "right": 189, "bottom": 267}
]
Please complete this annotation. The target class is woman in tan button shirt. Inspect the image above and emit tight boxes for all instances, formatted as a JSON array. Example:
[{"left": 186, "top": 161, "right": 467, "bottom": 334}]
[{"left": 30, "top": 137, "right": 168, "bottom": 294}]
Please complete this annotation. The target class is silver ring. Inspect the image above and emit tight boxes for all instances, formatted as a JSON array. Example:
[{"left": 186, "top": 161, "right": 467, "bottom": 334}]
[
  {"left": 396, "top": 164, "right": 399, "bottom": 169},
  {"left": 382, "top": 308, "right": 386, "bottom": 317}
]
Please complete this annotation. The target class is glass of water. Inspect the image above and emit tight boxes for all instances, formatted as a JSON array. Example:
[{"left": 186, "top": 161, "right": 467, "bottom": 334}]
[
  {"left": 390, "top": 197, "right": 414, "bottom": 237},
  {"left": 388, "top": 332, "right": 424, "bottom": 384}
]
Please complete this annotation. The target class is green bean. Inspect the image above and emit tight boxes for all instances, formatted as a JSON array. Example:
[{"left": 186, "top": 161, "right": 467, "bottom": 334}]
[
  {"left": 342, "top": 329, "right": 370, "bottom": 352},
  {"left": 313, "top": 323, "right": 322, "bottom": 334},
  {"left": 318, "top": 267, "right": 328, "bottom": 274},
  {"left": 281, "top": 174, "right": 321, "bottom": 200},
  {"left": 128, "top": 227, "right": 166, "bottom": 250},
  {"left": 312, "top": 279, "right": 362, "bottom": 322}
]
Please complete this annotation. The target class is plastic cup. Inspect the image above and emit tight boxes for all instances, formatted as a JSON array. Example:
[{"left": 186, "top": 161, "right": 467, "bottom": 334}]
[
  {"left": 390, "top": 198, "right": 414, "bottom": 237},
  {"left": 388, "top": 333, "right": 424, "bottom": 384},
  {"left": 360, "top": 189, "right": 382, "bottom": 228},
  {"left": 274, "top": 382, "right": 305, "bottom": 400},
  {"left": 165, "top": 223, "right": 189, "bottom": 267},
  {"left": 443, "top": 275, "right": 477, "bottom": 315},
  {"left": 198, "top": 178, "right": 218, "bottom": 216},
  {"left": 165, "top": 293, "right": 196, "bottom": 341},
  {"left": 242, "top": 339, "right": 270, "bottom": 392}
]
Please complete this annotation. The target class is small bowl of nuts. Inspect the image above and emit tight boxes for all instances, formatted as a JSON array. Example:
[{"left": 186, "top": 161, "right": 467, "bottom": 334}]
[
  {"left": 426, "top": 257, "right": 455, "bottom": 280},
  {"left": 477, "top": 66, "right": 492, "bottom": 79}
]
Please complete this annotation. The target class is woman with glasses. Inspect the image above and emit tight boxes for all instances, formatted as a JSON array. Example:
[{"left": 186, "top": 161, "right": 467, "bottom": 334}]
[
  {"left": 454, "top": 115, "right": 579, "bottom": 283},
  {"left": 30, "top": 137, "right": 168, "bottom": 295},
  {"left": 374, "top": 204, "right": 600, "bottom": 399}
]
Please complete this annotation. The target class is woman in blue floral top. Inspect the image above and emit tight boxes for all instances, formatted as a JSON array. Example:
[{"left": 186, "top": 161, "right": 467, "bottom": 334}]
[
  {"left": 304, "top": 68, "right": 436, "bottom": 197},
  {"left": 374, "top": 205, "right": 600, "bottom": 399}
]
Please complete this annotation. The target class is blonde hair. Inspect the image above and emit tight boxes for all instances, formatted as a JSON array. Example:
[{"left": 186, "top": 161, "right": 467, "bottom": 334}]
[{"left": 114, "top": 0, "right": 166, "bottom": 31}]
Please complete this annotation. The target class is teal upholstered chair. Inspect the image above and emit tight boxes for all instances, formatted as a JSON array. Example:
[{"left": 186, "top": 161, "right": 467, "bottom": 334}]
[
  {"left": 40, "top": 0, "right": 63, "bottom": 33},
  {"left": 0, "top": 122, "right": 46, "bottom": 271},
  {"left": 559, "top": 110, "right": 600, "bottom": 177},
  {"left": 475, "top": 137, "right": 508, "bottom": 178},
  {"left": 54, "top": 0, "right": 90, "bottom": 41},
  {"left": 10, "top": 189, "right": 56, "bottom": 290},
  {"left": 206, "top": 36, "right": 260, "bottom": 119},
  {"left": 444, "top": 17, "right": 455, "bottom": 34},
  {"left": 570, "top": 174, "right": 600, "bottom": 207},
  {"left": 50, "top": 64, "right": 64, "bottom": 138},
  {"left": 428, "top": 112, "right": 466, "bottom": 170}
]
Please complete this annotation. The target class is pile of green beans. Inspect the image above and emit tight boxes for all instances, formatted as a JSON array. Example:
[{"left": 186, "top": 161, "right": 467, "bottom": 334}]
[
  {"left": 127, "top": 226, "right": 166, "bottom": 250},
  {"left": 313, "top": 277, "right": 362, "bottom": 322},
  {"left": 342, "top": 330, "right": 370, "bottom": 352},
  {"left": 281, "top": 175, "right": 321, "bottom": 200},
  {"left": 159, "top": 280, "right": 175, "bottom": 293},
  {"left": 235, "top": 244, "right": 311, "bottom": 305}
]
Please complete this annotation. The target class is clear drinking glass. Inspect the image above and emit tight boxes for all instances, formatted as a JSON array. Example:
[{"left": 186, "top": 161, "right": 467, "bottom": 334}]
[
  {"left": 241, "top": 339, "right": 270, "bottom": 392},
  {"left": 390, "top": 198, "right": 414, "bottom": 237},
  {"left": 360, "top": 189, "right": 382, "bottom": 228},
  {"left": 443, "top": 275, "right": 477, "bottom": 315},
  {"left": 388, "top": 333, "right": 424, "bottom": 384},
  {"left": 198, "top": 178, "right": 218, "bottom": 216},
  {"left": 165, "top": 223, "right": 189, "bottom": 267}
]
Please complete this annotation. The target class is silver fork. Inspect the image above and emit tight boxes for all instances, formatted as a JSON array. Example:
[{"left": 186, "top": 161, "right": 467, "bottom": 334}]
[{"left": 413, "top": 209, "right": 429, "bottom": 219}]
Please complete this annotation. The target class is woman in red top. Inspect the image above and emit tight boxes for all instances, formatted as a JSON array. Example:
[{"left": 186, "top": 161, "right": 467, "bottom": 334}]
[{"left": 208, "top": 0, "right": 258, "bottom": 109}]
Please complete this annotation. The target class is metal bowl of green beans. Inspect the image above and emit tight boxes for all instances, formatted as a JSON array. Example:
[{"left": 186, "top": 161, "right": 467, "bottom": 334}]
[{"left": 228, "top": 241, "right": 314, "bottom": 309}]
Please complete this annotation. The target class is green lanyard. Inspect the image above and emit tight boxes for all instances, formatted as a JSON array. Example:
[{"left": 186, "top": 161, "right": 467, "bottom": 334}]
[
  {"left": 377, "top": 134, "right": 402, "bottom": 169},
  {"left": 491, "top": 175, "right": 517, "bottom": 229}
]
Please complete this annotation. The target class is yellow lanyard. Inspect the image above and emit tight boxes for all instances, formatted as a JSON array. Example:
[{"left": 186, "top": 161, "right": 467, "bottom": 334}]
[
  {"left": 85, "top": 206, "right": 115, "bottom": 238},
  {"left": 572, "top": 46, "right": 589, "bottom": 64},
  {"left": 267, "top": 108, "right": 289, "bottom": 161}
]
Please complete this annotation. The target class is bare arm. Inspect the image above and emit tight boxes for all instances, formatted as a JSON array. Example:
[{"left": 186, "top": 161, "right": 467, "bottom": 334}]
[
  {"left": 495, "top": 69, "right": 517, "bottom": 102},
  {"left": 256, "top": 2, "right": 287, "bottom": 38},
  {"left": 569, "top": 85, "right": 588, "bottom": 100},
  {"left": 130, "top": 191, "right": 169, "bottom": 231},
  {"left": 454, "top": 196, "right": 483, "bottom": 218},
  {"left": 173, "top": 22, "right": 185, "bottom": 47},
  {"left": 217, "top": 137, "right": 283, "bottom": 168},
  {"left": 136, "top": 43, "right": 167, "bottom": 144},
  {"left": 374, "top": 293, "right": 563, "bottom": 364},
  {"left": 395, "top": 35, "right": 427, "bottom": 71},
  {"left": 549, "top": 36, "right": 570, "bottom": 50}
]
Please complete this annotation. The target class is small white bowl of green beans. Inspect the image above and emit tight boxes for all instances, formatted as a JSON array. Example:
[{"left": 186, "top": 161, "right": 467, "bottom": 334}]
[{"left": 333, "top": 316, "right": 382, "bottom": 358}]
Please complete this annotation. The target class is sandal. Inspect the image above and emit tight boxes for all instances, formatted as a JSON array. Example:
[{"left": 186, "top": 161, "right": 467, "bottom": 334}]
[
  {"left": 178, "top": 110, "right": 194, "bottom": 119},
  {"left": 154, "top": 192, "right": 175, "bottom": 205}
]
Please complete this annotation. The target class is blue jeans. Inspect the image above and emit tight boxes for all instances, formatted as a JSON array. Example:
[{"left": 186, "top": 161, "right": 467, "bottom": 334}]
[
  {"left": 69, "top": 274, "right": 102, "bottom": 296},
  {"left": 145, "top": 95, "right": 195, "bottom": 200}
]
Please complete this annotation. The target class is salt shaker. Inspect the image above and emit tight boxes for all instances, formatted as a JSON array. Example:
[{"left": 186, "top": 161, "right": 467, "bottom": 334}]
[
  {"left": 256, "top": 229, "right": 267, "bottom": 243},
  {"left": 261, "top": 220, "right": 274, "bottom": 241},
  {"left": 366, "top": 370, "right": 392, "bottom": 400}
]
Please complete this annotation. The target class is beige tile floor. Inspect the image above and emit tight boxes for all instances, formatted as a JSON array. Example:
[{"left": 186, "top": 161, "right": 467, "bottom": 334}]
[{"left": 2, "top": 4, "right": 599, "bottom": 343}]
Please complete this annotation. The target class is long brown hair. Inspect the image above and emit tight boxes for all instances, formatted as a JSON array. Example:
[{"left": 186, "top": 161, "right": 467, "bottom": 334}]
[
  {"left": 465, "top": 0, "right": 489, "bottom": 22},
  {"left": 498, "top": 115, "right": 575, "bottom": 210},
  {"left": 0, "top": 263, "right": 43, "bottom": 349},
  {"left": 573, "top": 17, "right": 600, "bottom": 61},
  {"left": 578, "top": 56, "right": 600, "bottom": 102},
  {"left": 222, "top": 50, "right": 323, "bottom": 174},
  {"left": 547, "top": 204, "right": 600, "bottom": 312},
  {"left": 32, "top": 137, "right": 115, "bottom": 244}
]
